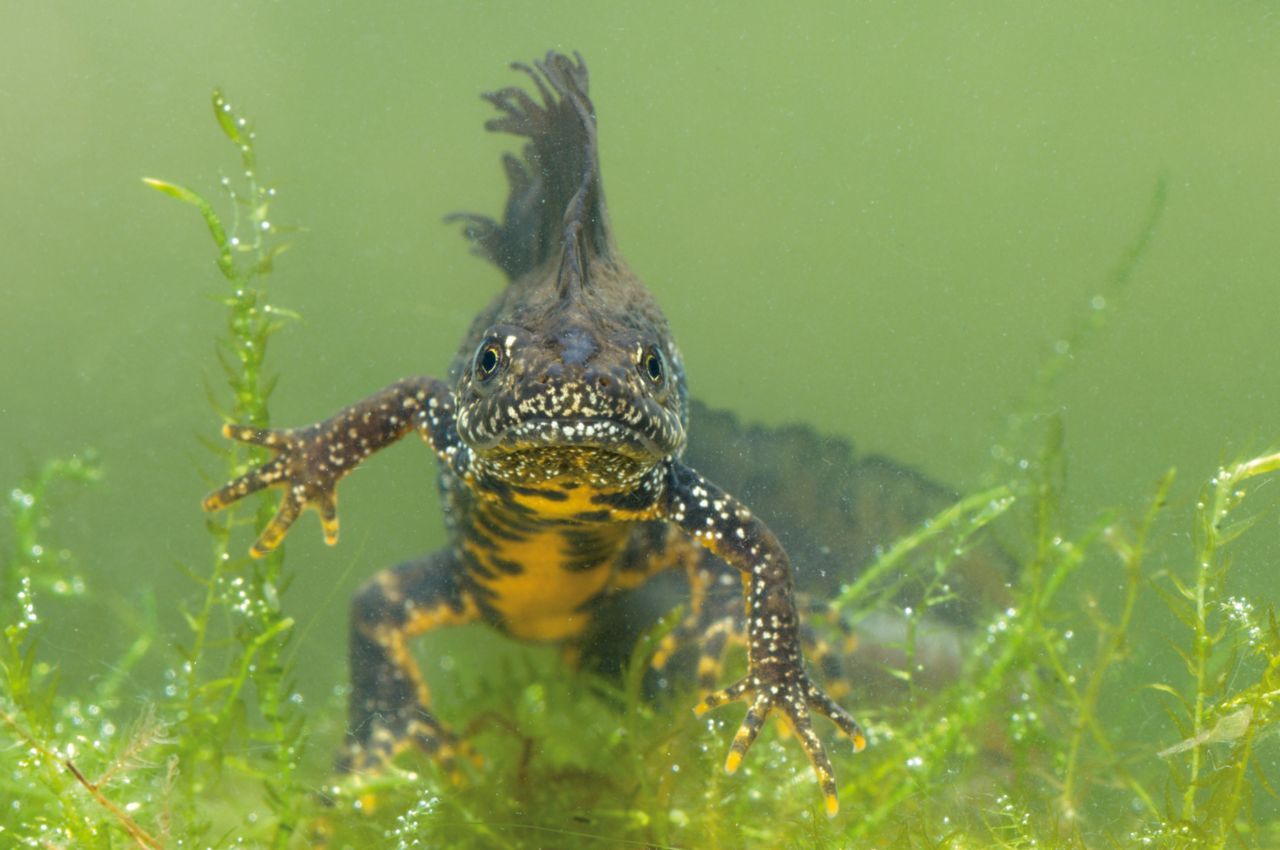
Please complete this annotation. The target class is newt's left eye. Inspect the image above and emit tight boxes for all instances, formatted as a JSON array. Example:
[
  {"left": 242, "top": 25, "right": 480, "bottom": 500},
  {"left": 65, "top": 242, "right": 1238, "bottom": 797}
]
[
  {"left": 475, "top": 339, "right": 505, "bottom": 381},
  {"left": 640, "top": 346, "right": 665, "bottom": 384}
]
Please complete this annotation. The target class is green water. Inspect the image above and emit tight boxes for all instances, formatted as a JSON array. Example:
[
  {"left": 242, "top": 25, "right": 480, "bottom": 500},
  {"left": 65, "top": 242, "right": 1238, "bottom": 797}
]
[{"left": 3, "top": 2, "right": 1280, "bottom": 847}]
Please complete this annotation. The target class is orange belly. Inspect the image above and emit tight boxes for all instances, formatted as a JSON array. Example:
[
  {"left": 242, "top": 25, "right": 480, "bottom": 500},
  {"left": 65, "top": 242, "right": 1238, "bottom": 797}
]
[{"left": 466, "top": 484, "right": 633, "bottom": 642}]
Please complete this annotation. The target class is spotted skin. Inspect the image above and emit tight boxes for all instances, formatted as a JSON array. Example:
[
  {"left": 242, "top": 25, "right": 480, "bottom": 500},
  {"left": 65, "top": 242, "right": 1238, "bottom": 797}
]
[
  {"left": 205, "top": 52, "right": 864, "bottom": 816},
  {"left": 660, "top": 464, "right": 867, "bottom": 813},
  {"left": 203, "top": 378, "right": 454, "bottom": 557}
]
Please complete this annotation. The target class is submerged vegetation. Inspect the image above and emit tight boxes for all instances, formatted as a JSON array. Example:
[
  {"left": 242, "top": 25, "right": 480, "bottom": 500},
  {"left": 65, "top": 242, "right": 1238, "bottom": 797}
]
[
  {"left": 2, "top": 94, "right": 1278, "bottom": 849},
  {"left": 145, "top": 91, "right": 307, "bottom": 848}
]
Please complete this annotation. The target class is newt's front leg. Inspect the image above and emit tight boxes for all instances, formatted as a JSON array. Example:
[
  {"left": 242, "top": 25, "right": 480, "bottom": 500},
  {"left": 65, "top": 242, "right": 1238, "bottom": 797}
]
[
  {"left": 659, "top": 461, "right": 867, "bottom": 817},
  {"left": 203, "top": 376, "right": 465, "bottom": 555},
  {"left": 205, "top": 376, "right": 481, "bottom": 777}
]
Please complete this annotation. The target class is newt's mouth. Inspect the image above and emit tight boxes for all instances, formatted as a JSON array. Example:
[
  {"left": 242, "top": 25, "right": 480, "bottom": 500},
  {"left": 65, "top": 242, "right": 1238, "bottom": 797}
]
[{"left": 485, "top": 417, "right": 666, "bottom": 461}]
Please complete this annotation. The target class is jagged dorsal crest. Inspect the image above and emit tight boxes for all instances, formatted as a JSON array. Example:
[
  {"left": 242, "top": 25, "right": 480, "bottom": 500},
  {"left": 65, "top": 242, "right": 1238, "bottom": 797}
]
[{"left": 450, "top": 52, "right": 616, "bottom": 287}]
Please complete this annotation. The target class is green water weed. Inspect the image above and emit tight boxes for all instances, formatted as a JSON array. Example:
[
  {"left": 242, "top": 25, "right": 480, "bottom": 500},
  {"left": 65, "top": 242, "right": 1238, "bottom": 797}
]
[
  {"left": 0, "top": 453, "right": 175, "bottom": 849},
  {"left": 146, "top": 89, "right": 306, "bottom": 848},
  {"left": 1146, "top": 450, "right": 1280, "bottom": 847}
]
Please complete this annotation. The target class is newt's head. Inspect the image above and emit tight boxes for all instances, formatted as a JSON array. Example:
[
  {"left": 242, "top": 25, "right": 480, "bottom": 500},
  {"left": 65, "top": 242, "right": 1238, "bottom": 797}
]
[{"left": 448, "top": 53, "right": 687, "bottom": 485}]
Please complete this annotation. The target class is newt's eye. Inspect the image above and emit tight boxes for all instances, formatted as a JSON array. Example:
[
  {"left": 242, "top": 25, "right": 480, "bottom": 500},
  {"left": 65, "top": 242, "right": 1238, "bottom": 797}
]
[
  {"left": 640, "top": 346, "right": 665, "bottom": 384},
  {"left": 475, "top": 340, "right": 504, "bottom": 381}
]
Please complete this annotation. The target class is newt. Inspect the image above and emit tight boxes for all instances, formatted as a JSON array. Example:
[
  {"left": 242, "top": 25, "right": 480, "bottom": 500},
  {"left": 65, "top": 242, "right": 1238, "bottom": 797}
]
[{"left": 204, "top": 51, "right": 1005, "bottom": 816}]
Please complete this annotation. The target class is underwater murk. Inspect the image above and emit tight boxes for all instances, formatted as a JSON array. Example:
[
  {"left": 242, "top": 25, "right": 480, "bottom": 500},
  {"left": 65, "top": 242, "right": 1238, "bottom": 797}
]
[{"left": 3, "top": 5, "right": 1280, "bottom": 850}]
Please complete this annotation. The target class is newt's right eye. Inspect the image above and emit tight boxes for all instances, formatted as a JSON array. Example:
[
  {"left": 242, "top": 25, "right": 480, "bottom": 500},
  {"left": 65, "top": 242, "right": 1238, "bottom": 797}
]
[{"left": 475, "top": 339, "right": 505, "bottom": 381}]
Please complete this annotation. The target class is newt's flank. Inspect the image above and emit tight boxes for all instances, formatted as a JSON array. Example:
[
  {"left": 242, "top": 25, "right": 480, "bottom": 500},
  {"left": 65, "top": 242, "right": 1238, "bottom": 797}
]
[{"left": 204, "top": 51, "right": 865, "bottom": 815}]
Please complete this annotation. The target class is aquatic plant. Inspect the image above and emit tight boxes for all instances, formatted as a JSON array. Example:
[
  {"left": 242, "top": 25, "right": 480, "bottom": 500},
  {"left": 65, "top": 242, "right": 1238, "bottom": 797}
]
[
  {"left": 0, "top": 90, "right": 306, "bottom": 849},
  {"left": 2, "top": 92, "right": 1277, "bottom": 850},
  {"left": 145, "top": 90, "right": 308, "bottom": 848}
]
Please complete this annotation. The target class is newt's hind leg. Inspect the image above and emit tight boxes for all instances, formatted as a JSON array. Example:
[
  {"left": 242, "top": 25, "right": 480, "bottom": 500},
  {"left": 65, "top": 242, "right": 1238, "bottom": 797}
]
[
  {"left": 649, "top": 554, "right": 861, "bottom": 702},
  {"left": 649, "top": 558, "right": 743, "bottom": 693},
  {"left": 340, "top": 549, "right": 479, "bottom": 778}
]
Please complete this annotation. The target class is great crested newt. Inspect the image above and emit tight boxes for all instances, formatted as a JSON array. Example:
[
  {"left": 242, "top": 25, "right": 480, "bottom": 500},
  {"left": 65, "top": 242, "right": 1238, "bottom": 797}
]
[{"left": 205, "top": 51, "right": 1009, "bottom": 817}]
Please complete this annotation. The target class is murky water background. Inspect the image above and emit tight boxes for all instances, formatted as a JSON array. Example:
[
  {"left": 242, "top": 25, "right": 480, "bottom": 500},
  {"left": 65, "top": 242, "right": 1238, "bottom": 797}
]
[{"left": 3, "top": 1, "right": 1279, "bottom": 836}]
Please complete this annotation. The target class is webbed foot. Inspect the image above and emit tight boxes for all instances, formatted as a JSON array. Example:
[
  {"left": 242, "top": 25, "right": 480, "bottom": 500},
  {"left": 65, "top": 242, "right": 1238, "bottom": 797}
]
[
  {"left": 204, "top": 378, "right": 444, "bottom": 557},
  {"left": 204, "top": 423, "right": 344, "bottom": 556},
  {"left": 696, "top": 669, "right": 866, "bottom": 817}
]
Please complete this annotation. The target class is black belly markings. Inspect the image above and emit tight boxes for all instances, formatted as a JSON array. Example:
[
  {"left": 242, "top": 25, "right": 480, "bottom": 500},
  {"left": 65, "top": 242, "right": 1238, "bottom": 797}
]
[
  {"left": 512, "top": 483, "right": 568, "bottom": 501},
  {"left": 561, "top": 524, "right": 620, "bottom": 573},
  {"left": 473, "top": 505, "right": 526, "bottom": 544},
  {"left": 571, "top": 508, "right": 610, "bottom": 523}
]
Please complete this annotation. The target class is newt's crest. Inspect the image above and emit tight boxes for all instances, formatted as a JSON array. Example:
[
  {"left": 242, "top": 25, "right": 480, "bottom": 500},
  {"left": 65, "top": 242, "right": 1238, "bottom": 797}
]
[
  {"left": 451, "top": 51, "right": 613, "bottom": 282},
  {"left": 447, "top": 52, "right": 687, "bottom": 481}
]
